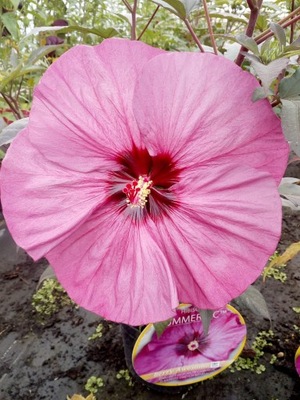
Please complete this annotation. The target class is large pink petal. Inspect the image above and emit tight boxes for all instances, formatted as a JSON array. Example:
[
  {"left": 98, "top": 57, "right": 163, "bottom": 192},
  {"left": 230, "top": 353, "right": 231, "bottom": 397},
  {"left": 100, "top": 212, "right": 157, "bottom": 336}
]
[
  {"left": 133, "top": 52, "right": 288, "bottom": 183},
  {"left": 154, "top": 162, "right": 282, "bottom": 309},
  {"left": 0, "top": 129, "right": 110, "bottom": 259},
  {"left": 1, "top": 39, "right": 164, "bottom": 259},
  {"left": 45, "top": 204, "right": 178, "bottom": 325},
  {"left": 28, "top": 38, "right": 164, "bottom": 162}
]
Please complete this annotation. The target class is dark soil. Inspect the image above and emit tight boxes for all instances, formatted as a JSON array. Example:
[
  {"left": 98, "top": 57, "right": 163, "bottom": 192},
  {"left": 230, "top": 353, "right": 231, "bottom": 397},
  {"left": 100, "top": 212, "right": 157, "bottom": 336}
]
[{"left": 1, "top": 204, "right": 300, "bottom": 400}]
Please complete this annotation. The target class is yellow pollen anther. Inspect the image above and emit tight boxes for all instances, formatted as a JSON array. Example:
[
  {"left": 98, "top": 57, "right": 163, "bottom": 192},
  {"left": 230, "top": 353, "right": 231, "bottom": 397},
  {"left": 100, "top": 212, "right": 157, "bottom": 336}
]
[{"left": 123, "top": 176, "right": 152, "bottom": 208}]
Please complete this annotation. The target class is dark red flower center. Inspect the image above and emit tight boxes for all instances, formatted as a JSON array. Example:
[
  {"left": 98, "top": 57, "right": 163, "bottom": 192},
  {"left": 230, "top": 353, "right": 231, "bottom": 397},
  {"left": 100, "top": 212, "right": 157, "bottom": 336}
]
[
  {"left": 176, "top": 330, "right": 209, "bottom": 358},
  {"left": 109, "top": 145, "right": 181, "bottom": 219}
]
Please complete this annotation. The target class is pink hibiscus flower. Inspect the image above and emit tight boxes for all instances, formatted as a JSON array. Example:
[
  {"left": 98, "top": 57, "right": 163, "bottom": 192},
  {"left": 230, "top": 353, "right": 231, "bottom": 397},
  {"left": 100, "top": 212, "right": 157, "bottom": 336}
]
[
  {"left": 0, "top": 38, "right": 288, "bottom": 325},
  {"left": 133, "top": 306, "right": 246, "bottom": 383}
]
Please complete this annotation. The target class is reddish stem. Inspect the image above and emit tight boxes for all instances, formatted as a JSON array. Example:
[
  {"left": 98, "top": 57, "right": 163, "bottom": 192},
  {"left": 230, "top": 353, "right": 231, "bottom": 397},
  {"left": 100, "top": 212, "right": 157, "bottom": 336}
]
[
  {"left": 255, "top": 6, "right": 300, "bottom": 42},
  {"left": 290, "top": 0, "right": 295, "bottom": 44},
  {"left": 131, "top": 0, "right": 138, "bottom": 40},
  {"left": 247, "top": 0, "right": 259, "bottom": 11},
  {"left": 271, "top": 98, "right": 281, "bottom": 108},
  {"left": 255, "top": 15, "right": 300, "bottom": 44},
  {"left": 1, "top": 92, "right": 22, "bottom": 119},
  {"left": 235, "top": 0, "right": 263, "bottom": 66},
  {"left": 137, "top": 5, "right": 160, "bottom": 41},
  {"left": 202, "top": 0, "right": 218, "bottom": 55},
  {"left": 121, "top": 0, "right": 133, "bottom": 13},
  {"left": 184, "top": 18, "right": 205, "bottom": 52}
]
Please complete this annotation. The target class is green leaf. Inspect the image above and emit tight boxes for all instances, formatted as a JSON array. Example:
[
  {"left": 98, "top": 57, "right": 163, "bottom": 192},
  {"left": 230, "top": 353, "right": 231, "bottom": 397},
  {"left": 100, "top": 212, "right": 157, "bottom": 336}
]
[
  {"left": 269, "top": 22, "right": 286, "bottom": 47},
  {"left": 25, "top": 25, "right": 118, "bottom": 40},
  {"left": 24, "top": 26, "right": 67, "bottom": 38},
  {"left": 0, "top": 64, "right": 45, "bottom": 91},
  {"left": 0, "top": 117, "right": 28, "bottom": 146},
  {"left": 291, "top": 37, "right": 300, "bottom": 47},
  {"left": 1, "top": 12, "right": 19, "bottom": 39},
  {"left": 264, "top": 242, "right": 300, "bottom": 280},
  {"left": 279, "top": 68, "right": 300, "bottom": 99},
  {"left": 181, "top": 0, "right": 202, "bottom": 16},
  {"left": 207, "top": 12, "right": 247, "bottom": 24},
  {"left": 152, "top": 0, "right": 187, "bottom": 19},
  {"left": 19, "top": 65, "right": 46, "bottom": 76},
  {"left": 250, "top": 58, "right": 289, "bottom": 95},
  {"left": 37, "top": 264, "right": 57, "bottom": 289},
  {"left": 281, "top": 98, "right": 300, "bottom": 156},
  {"left": 153, "top": 318, "right": 172, "bottom": 338},
  {"left": 252, "top": 87, "right": 268, "bottom": 102},
  {"left": 256, "top": 14, "right": 269, "bottom": 32},
  {"left": 260, "top": 37, "right": 272, "bottom": 58},
  {"left": 282, "top": 38, "right": 300, "bottom": 53},
  {"left": 0, "top": 63, "right": 22, "bottom": 91},
  {"left": 278, "top": 178, "right": 300, "bottom": 210},
  {"left": 242, "top": 52, "right": 261, "bottom": 63},
  {"left": 198, "top": 309, "right": 213, "bottom": 336},
  {"left": 234, "top": 285, "right": 271, "bottom": 321},
  {"left": 236, "top": 34, "right": 260, "bottom": 57},
  {"left": 281, "top": 49, "right": 300, "bottom": 59},
  {"left": 0, "top": 117, "right": 6, "bottom": 133},
  {"left": 113, "top": 12, "right": 132, "bottom": 26},
  {"left": 10, "top": 48, "right": 18, "bottom": 68},
  {"left": 292, "top": 307, "right": 300, "bottom": 314},
  {"left": 26, "top": 45, "right": 63, "bottom": 66},
  {"left": 59, "top": 25, "right": 118, "bottom": 39},
  {"left": 0, "top": 148, "right": 6, "bottom": 160},
  {"left": 10, "top": 0, "right": 21, "bottom": 10}
]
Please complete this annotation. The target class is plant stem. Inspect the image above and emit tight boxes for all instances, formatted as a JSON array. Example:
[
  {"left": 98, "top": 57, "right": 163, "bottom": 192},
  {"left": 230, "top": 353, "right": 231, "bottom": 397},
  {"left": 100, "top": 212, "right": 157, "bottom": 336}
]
[
  {"left": 15, "top": 77, "right": 23, "bottom": 103},
  {"left": 184, "top": 18, "right": 205, "bottom": 52},
  {"left": 1, "top": 92, "right": 22, "bottom": 119},
  {"left": 202, "top": 0, "right": 218, "bottom": 55},
  {"left": 137, "top": 5, "right": 160, "bottom": 41},
  {"left": 121, "top": 0, "right": 133, "bottom": 13},
  {"left": 278, "top": 5, "right": 300, "bottom": 26},
  {"left": 254, "top": 6, "right": 300, "bottom": 42},
  {"left": 290, "top": 0, "right": 295, "bottom": 44},
  {"left": 271, "top": 98, "right": 281, "bottom": 108},
  {"left": 235, "top": 0, "right": 263, "bottom": 66},
  {"left": 10, "top": 96, "right": 23, "bottom": 119},
  {"left": 131, "top": 0, "right": 138, "bottom": 40},
  {"left": 255, "top": 15, "right": 300, "bottom": 44}
]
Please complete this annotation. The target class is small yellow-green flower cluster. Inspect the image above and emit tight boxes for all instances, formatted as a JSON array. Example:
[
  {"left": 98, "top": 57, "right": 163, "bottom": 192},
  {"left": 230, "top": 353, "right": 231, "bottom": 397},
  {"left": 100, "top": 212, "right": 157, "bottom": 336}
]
[
  {"left": 88, "top": 323, "right": 104, "bottom": 341},
  {"left": 85, "top": 376, "right": 104, "bottom": 394},
  {"left": 293, "top": 325, "right": 300, "bottom": 334},
  {"left": 32, "top": 278, "right": 74, "bottom": 317},
  {"left": 116, "top": 369, "right": 134, "bottom": 387},
  {"left": 230, "top": 330, "right": 274, "bottom": 374},
  {"left": 263, "top": 252, "right": 287, "bottom": 283}
]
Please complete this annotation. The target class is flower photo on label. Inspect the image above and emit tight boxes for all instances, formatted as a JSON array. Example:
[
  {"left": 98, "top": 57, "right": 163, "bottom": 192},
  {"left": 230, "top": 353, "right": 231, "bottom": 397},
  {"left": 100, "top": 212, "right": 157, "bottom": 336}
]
[
  {"left": 133, "top": 305, "right": 246, "bottom": 383},
  {"left": 295, "top": 347, "right": 300, "bottom": 376}
]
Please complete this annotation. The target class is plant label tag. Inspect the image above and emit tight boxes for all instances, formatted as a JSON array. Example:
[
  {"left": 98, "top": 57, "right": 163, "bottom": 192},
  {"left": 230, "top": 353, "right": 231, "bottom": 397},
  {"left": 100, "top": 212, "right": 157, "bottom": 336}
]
[{"left": 132, "top": 304, "right": 246, "bottom": 387}]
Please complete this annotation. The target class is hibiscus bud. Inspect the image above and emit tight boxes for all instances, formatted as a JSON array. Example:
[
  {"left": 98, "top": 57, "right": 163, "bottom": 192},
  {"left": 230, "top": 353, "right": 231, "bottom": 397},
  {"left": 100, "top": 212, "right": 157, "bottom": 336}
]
[
  {"left": 51, "top": 19, "right": 69, "bottom": 27},
  {"left": 45, "top": 36, "right": 64, "bottom": 46}
]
